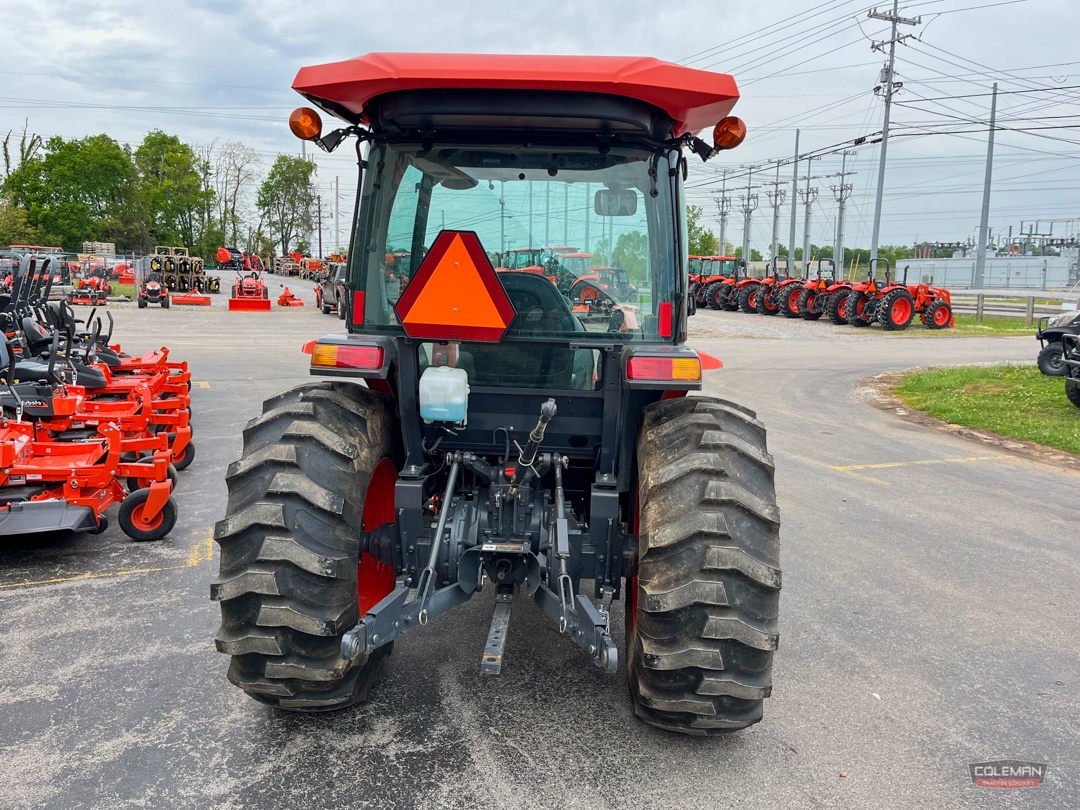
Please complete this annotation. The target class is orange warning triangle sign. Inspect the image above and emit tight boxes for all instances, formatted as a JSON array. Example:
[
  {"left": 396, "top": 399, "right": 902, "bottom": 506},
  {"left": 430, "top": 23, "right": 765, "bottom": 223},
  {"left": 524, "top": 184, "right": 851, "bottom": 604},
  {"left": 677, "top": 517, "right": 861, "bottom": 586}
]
[{"left": 395, "top": 231, "right": 516, "bottom": 342}]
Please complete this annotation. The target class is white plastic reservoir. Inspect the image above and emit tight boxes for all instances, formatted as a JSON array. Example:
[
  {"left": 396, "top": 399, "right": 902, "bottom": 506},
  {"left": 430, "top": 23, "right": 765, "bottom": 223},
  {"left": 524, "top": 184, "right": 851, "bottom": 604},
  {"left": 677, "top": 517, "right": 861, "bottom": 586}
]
[{"left": 419, "top": 366, "right": 470, "bottom": 425}]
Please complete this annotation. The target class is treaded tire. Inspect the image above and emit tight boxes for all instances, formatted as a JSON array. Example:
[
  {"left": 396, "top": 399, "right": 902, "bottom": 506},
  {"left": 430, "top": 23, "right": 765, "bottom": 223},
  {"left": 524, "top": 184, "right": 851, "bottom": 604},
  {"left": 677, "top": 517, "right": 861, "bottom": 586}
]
[
  {"left": 1038, "top": 343, "right": 1065, "bottom": 376},
  {"left": 756, "top": 285, "right": 780, "bottom": 316},
  {"left": 1066, "top": 377, "right": 1080, "bottom": 408},
  {"left": 847, "top": 291, "right": 871, "bottom": 327},
  {"left": 920, "top": 300, "right": 951, "bottom": 329},
  {"left": 778, "top": 286, "right": 801, "bottom": 318},
  {"left": 212, "top": 381, "right": 400, "bottom": 710},
  {"left": 736, "top": 285, "right": 754, "bottom": 313},
  {"left": 628, "top": 396, "right": 781, "bottom": 735},
  {"left": 797, "top": 288, "right": 823, "bottom": 320},
  {"left": 703, "top": 282, "right": 724, "bottom": 310},
  {"left": 879, "top": 288, "right": 915, "bottom": 331},
  {"left": 721, "top": 284, "right": 740, "bottom": 311},
  {"left": 827, "top": 291, "right": 849, "bottom": 324}
]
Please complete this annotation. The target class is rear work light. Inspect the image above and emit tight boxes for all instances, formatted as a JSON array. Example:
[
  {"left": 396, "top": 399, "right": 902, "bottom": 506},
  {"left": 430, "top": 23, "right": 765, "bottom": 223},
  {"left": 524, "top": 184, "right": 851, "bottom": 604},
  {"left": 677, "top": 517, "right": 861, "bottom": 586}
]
[
  {"left": 626, "top": 356, "right": 701, "bottom": 382},
  {"left": 311, "top": 343, "right": 384, "bottom": 370}
]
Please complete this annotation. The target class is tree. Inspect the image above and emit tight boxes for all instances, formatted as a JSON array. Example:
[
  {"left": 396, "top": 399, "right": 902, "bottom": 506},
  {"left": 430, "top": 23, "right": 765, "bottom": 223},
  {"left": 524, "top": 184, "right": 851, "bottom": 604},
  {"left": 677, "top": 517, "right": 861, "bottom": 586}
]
[
  {"left": 0, "top": 194, "right": 36, "bottom": 245},
  {"left": 2, "top": 121, "right": 42, "bottom": 181},
  {"left": 257, "top": 155, "right": 316, "bottom": 256},
  {"left": 733, "top": 246, "right": 763, "bottom": 262},
  {"left": 214, "top": 141, "right": 260, "bottom": 247},
  {"left": 3, "top": 134, "right": 142, "bottom": 250},
  {"left": 686, "top": 204, "right": 719, "bottom": 255},
  {"left": 611, "top": 230, "right": 648, "bottom": 281},
  {"left": 135, "top": 130, "right": 214, "bottom": 250}
]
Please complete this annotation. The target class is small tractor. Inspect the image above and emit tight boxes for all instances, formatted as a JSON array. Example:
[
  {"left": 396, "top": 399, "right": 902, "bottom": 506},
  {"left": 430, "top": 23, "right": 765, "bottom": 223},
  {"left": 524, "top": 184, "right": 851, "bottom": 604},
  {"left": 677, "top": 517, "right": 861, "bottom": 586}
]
[
  {"left": 755, "top": 257, "right": 796, "bottom": 316},
  {"left": 220, "top": 247, "right": 271, "bottom": 311},
  {"left": 69, "top": 266, "right": 111, "bottom": 306},
  {"left": 136, "top": 264, "right": 170, "bottom": 309},
  {"left": 212, "top": 53, "right": 781, "bottom": 735}
]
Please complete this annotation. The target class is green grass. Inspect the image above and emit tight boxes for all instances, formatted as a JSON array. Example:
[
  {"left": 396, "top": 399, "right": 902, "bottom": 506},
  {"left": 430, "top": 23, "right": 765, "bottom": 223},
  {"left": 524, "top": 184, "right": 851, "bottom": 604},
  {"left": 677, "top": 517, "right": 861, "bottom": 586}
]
[
  {"left": 893, "top": 364, "right": 1080, "bottom": 454},
  {"left": 113, "top": 283, "right": 135, "bottom": 298},
  {"left": 952, "top": 315, "right": 1034, "bottom": 335}
]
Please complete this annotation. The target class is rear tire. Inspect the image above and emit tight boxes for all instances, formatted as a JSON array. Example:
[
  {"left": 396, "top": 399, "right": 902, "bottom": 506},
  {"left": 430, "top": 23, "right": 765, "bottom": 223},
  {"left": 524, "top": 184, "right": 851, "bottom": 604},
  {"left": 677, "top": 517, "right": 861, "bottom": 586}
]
[
  {"left": 778, "top": 286, "right": 801, "bottom": 318},
  {"left": 1038, "top": 343, "right": 1065, "bottom": 376},
  {"left": 797, "top": 288, "right": 822, "bottom": 320},
  {"left": 879, "top": 288, "right": 915, "bottom": 331},
  {"left": 211, "top": 381, "right": 400, "bottom": 710},
  {"left": 826, "top": 291, "right": 848, "bottom": 324},
  {"left": 847, "top": 292, "right": 871, "bottom": 327},
  {"left": 628, "top": 397, "right": 781, "bottom": 735},
  {"left": 738, "top": 285, "right": 758, "bottom": 313}
]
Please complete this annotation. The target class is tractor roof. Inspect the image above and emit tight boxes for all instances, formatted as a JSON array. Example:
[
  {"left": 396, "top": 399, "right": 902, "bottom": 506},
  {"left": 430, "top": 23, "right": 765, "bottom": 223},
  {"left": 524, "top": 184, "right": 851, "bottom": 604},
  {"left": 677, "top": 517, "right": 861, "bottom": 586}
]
[{"left": 292, "top": 53, "right": 739, "bottom": 136}]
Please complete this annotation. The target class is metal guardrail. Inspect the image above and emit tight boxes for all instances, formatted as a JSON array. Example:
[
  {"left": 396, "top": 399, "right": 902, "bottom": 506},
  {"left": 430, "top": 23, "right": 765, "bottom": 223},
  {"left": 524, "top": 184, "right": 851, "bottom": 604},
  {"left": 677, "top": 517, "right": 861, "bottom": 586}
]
[{"left": 950, "top": 293, "right": 1075, "bottom": 325}]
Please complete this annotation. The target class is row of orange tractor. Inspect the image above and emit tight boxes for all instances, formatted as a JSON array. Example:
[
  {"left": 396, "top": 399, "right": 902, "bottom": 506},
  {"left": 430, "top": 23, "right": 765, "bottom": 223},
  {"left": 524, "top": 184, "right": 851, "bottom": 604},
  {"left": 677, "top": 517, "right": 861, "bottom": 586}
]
[
  {"left": 0, "top": 255, "right": 193, "bottom": 541},
  {"left": 689, "top": 255, "right": 954, "bottom": 330}
]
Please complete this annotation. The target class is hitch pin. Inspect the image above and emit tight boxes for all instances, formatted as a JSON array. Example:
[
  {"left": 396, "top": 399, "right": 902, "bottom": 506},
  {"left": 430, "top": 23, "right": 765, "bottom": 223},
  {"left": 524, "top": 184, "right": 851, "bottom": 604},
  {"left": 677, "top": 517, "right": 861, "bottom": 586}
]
[
  {"left": 553, "top": 454, "right": 573, "bottom": 633},
  {"left": 416, "top": 452, "right": 461, "bottom": 625}
]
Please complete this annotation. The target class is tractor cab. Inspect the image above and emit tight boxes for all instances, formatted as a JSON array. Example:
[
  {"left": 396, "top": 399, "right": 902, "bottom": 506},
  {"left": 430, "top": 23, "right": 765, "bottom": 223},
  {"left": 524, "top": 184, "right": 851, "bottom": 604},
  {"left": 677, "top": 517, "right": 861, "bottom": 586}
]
[{"left": 213, "top": 53, "right": 780, "bottom": 736}]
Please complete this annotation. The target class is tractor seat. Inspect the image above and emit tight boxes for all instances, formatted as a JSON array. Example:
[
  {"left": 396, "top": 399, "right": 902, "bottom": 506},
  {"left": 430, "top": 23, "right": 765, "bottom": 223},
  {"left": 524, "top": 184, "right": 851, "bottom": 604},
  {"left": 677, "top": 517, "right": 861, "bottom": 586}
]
[{"left": 455, "top": 272, "right": 593, "bottom": 390}]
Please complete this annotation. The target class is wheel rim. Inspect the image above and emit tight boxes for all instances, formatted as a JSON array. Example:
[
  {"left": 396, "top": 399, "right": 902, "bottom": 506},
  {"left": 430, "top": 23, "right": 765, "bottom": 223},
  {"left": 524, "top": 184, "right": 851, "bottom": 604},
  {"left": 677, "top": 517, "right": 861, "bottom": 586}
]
[
  {"left": 806, "top": 292, "right": 817, "bottom": 311},
  {"left": 132, "top": 502, "right": 164, "bottom": 531},
  {"left": 934, "top": 305, "right": 949, "bottom": 326},
  {"left": 358, "top": 458, "right": 397, "bottom": 616},
  {"left": 891, "top": 297, "right": 912, "bottom": 323},
  {"left": 1049, "top": 352, "right": 1064, "bottom": 371}
]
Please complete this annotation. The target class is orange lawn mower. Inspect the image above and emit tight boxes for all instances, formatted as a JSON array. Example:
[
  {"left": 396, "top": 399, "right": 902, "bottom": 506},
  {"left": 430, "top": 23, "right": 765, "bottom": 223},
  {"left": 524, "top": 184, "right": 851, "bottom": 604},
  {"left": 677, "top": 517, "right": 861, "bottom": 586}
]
[{"left": 0, "top": 342, "right": 178, "bottom": 541}]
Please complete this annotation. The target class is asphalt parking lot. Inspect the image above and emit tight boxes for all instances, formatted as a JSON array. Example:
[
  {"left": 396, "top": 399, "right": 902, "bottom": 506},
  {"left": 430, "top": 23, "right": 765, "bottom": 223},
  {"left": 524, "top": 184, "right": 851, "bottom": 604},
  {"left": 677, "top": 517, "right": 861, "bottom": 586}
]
[{"left": 1, "top": 291, "right": 1076, "bottom": 809}]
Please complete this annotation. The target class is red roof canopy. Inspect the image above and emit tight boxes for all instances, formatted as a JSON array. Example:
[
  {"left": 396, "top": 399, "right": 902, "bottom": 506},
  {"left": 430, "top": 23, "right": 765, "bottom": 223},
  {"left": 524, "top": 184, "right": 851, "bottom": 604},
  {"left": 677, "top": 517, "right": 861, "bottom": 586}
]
[{"left": 293, "top": 53, "right": 739, "bottom": 136}]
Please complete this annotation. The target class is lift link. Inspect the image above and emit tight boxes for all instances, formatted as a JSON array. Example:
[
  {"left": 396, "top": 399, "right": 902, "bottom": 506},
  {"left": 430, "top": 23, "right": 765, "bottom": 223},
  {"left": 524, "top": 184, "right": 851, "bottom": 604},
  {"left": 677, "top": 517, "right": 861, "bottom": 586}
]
[
  {"left": 416, "top": 451, "right": 462, "bottom": 625},
  {"left": 552, "top": 453, "right": 574, "bottom": 633}
]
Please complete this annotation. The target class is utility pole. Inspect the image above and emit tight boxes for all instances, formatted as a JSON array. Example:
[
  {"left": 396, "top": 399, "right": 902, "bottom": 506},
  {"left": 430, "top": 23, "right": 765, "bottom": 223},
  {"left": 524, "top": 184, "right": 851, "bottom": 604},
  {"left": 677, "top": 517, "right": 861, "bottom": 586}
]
[
  {"left": 545, "top": 186, "right": 550, "bottom": 246},
  {"left": 766, "top": 184, "right": 787, "bottom": 262},
  {"left": 740, "top": 168, "right": 759, "bottom": 266},
  {"left": 832, "top": 151, "right": 857, "bottom": 274},
  {"left": 868, "top": 1, "right": 921, "bottom": 264},
  {"left": 584, "top": 182, "right": 590, "bottom": 252},
  {"left": 788, "top": 129, "right": 800, "bottom": 270},
  {"left": 528, "top": 181, "right": 533, "bottom": 245},
  {"left": 564, "top": 185, "right": 569, "bottom": 245},
  {"left": 715, "top": 194, "right": 731, "bottom": 255},
  {"left": 500, "top": 181, "right": 506, "bottom": 255},
  {"left": 334, "top": 176, "right": 340, "bottom": 252},
  {"left": 316, "top": 196, "right": 323, "bottom": 257},
  {"left": 798, "top": 157, "right": 821, "bottom": 271},
  {"left": 973, "top": 82, "right": 998, "bottom": 289}
]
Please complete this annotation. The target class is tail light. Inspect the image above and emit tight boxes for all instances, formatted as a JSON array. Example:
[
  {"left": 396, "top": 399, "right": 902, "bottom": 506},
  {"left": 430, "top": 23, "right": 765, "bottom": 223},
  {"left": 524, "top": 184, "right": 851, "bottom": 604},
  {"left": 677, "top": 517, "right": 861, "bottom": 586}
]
[
  {"left": 311, "top": 343, "right": 383, "bottom": 370},
  {"left": 626, "top": 356, "right": 701, "bottom": 383}
]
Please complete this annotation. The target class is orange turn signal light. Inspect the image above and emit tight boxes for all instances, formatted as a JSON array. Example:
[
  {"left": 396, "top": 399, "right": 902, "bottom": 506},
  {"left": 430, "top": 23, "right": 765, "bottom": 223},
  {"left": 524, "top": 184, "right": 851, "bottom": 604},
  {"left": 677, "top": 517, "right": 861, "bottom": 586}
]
[
  {"left": 289, "top": 107, "right": 323, "bottom": 141},
  {"left": 626, "top": 356, "right": 701, "bottom": 382},
  {"left": 311, "top": 343, "right": 383, "bottom": 370},
  {"left": 713, "top": 116, "right": 747, "bottom": 151}
]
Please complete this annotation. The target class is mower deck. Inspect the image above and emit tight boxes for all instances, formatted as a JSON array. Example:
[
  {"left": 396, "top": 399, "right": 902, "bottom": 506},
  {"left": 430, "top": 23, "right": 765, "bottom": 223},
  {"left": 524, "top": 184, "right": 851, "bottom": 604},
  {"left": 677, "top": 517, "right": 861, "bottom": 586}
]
[{"left": 172, "top": 292, "right": 212, "bottom": 306}]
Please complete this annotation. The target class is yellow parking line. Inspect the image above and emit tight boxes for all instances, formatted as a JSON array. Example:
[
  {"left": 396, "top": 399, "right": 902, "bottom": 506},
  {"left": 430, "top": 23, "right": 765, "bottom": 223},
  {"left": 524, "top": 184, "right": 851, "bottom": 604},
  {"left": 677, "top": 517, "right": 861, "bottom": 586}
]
[
  {"left": 0, "top": 531, "right": 214, "bottom": 591},
  {"left": 788, "top": 454, "right": 891, "bottom": 487},
  {"left": 835, "top": 455, "right": 1011, "bottom": 471},
  {"left": 196, "top": 381, "right": 210, "bottom": 389}
]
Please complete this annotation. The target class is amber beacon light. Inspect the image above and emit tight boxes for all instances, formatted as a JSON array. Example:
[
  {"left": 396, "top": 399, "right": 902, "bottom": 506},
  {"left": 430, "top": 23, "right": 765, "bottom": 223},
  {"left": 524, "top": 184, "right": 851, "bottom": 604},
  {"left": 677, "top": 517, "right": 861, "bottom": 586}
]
[
  {"left": 289, "top": 107, "right": 323, "bottom": 140},
  {"left": 713, "top": 116, "right": 747, "bottom": 150}
]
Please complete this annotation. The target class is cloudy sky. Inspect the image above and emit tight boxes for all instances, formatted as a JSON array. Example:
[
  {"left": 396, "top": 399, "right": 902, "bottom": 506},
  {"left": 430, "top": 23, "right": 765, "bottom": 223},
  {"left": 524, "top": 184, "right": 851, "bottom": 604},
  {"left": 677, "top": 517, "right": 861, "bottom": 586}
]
[{"left": 2, "top": 0, "right": 1076, "bottom": 253}]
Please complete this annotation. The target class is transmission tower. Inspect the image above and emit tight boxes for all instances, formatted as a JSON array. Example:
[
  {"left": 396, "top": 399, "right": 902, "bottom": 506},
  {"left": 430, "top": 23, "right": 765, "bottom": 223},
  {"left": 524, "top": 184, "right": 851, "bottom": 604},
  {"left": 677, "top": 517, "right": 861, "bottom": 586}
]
[
  {"left": 868, "top": 1, "right": 921, "bottom": 263},
  {"left": 766, "top": 185, "right": 787, "bottom": 263}
]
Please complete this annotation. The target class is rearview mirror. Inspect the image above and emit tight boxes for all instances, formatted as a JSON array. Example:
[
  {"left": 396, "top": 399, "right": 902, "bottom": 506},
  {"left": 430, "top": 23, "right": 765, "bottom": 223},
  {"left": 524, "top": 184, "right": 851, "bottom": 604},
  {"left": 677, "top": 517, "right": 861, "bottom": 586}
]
[{"left": 595, "top": 189, "right": 637, "bottom": 217}]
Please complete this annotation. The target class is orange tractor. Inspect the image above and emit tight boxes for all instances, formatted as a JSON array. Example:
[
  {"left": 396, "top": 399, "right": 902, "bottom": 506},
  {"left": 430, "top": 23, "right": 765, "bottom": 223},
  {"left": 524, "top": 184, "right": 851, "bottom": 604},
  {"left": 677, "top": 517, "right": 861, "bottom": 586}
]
[
  {"left": 844, "top": 260, "right": 953, "bottom": 330},
  {"left": 213, "top": 51, "right": 779, "bottom": 736},
  {"left": 220, "top": 247, "right": 271, "bottom": 311}
]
